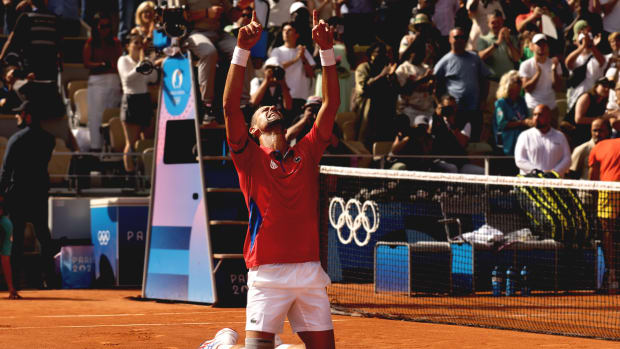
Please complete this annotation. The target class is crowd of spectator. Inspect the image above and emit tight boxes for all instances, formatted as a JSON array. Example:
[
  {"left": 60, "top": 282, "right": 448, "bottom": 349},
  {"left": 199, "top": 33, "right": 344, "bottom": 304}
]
[{"left": 1, "top": 0, "right": 620, "bottom": 180}]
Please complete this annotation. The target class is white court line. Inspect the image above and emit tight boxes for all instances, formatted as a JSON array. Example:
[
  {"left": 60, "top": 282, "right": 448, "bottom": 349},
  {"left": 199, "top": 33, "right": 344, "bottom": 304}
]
[
  {"left": 36, "top": 310, "right": 245, "bottom": 318},
  {"left": 0, "top": 319, "right": 345, "bottom": 331}
]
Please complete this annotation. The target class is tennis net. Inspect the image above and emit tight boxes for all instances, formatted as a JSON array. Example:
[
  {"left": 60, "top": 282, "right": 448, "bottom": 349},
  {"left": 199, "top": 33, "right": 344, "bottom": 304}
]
[{"left": 319, "top": 166, "right": 620, "bottom": 340}]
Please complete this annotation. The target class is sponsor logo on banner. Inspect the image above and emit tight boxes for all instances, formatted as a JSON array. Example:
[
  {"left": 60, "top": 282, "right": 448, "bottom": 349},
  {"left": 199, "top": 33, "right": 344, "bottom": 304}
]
[
  {"left": 328, "top": 197, "right": 380, "bottom": 247},
  {"left": 163, "top": 55, "right": 191, "bottom": 116},
  {"left": 172, "top": 69, "right": 183, "bottom": 89},
  {"left": 97, "top": 230, "right": 111, "bottom": 246}
]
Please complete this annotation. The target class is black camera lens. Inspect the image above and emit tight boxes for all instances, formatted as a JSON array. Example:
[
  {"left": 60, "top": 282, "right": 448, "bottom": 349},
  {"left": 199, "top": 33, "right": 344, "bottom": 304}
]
[{"left": 273, "top": 66, "right": 285, "bottom": 80}]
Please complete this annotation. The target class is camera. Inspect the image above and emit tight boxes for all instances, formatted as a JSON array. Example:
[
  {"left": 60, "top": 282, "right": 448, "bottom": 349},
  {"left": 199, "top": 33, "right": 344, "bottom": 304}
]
[
  {"left": 272, "top": 66, "right": 285, "bottom": 80},
  {"left": 440, "top": 105, "right": 455, "bottom": 117},
  {"left": 155, "top": 0, "right": 189, "bottom": 38},
  {"left": 136, "top": 60, "right": 155, "bottom": 75}
]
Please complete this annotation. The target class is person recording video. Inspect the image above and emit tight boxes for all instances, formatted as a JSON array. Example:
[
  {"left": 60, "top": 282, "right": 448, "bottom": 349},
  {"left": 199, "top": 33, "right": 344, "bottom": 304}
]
[{"left": 249, "top": 56, "right": 293, "bottom": 122}]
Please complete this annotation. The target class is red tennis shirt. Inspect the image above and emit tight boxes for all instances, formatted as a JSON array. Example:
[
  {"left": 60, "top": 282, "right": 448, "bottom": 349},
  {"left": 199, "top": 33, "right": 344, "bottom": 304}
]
[
  {"left": 229, "top": 125, "right": 329, "bottom": 268},
  {"left": 589, "top": 138, "right": 620, "bottom": 182}
]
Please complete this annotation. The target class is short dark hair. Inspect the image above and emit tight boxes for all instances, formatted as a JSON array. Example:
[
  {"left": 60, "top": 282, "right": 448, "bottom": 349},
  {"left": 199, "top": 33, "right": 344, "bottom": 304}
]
[
  {"left": 366, "top": 42, "right": 387, "bottom": 59},
  {"left": 281, "top": 21, "right": 299, "bottom": 33}
]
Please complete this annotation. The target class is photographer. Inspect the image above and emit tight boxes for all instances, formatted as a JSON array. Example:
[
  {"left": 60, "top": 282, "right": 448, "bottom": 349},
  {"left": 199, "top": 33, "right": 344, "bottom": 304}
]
[
  {"left": 82, "top": 12, "right": 122, "bottom": 151},
  {"left": 117, "top": 33, "right": 162, "bottom": 177},
  {"left": 250, "top": 57, "right": 293, "bottom": 121}
]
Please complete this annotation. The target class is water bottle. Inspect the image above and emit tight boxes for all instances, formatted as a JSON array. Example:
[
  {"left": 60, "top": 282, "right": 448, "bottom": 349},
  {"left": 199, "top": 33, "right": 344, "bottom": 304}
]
[
  {"left": 506, "top": 266, "right": 515, "bottom": 296},
  {"left": 492, "top": 266, "right": 502, "bottom": 296},
  {"left": 521, "top": 266, "right": 530, "bottom": 296}
]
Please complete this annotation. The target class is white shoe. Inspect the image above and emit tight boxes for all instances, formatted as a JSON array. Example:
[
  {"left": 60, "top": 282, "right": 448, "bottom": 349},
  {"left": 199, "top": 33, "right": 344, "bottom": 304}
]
[
  {"left": 274, "top": 334, "right": 283, "bottom": 346},
  {"left": 198, "top": 328, "right": 239, "bottom": 349}
]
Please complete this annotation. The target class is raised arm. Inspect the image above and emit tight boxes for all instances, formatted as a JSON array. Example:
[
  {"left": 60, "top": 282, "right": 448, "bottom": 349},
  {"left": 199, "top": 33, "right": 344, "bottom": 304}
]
[
  {"left": 222, "top": 11, "right": 262, "bottom": 148},
  {"left": 312, "top": 10, "right": 340, "bottom": 141}
]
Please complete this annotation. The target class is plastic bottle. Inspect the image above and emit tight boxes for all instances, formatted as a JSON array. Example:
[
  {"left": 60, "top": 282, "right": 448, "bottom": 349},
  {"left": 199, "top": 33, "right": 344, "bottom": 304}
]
[
  {"left": 492, "top": 266, "right": 502, "bottom": 296},
  {"left": 506, "top": 266, "right": 515, "bottom": 296},
  {"left": 521, "top": 266, "right": 530, "bottom": 296}
]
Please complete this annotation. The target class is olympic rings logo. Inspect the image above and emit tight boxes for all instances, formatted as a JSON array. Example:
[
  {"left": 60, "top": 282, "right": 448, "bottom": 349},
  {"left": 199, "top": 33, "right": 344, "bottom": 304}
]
[{"left": 328, "top": 197, "right": 380, "bottom": 247}]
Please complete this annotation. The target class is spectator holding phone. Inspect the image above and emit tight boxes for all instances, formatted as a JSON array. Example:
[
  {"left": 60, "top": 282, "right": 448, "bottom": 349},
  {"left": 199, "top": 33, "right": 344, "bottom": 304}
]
[{"left": 565, "top": 20, "right": 606, "bottom": 109}]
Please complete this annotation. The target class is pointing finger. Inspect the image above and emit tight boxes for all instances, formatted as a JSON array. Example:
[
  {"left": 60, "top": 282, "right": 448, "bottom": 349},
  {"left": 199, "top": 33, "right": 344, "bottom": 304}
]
[{"left": 252, "top": 10, "right": 258, "bottom": 24}]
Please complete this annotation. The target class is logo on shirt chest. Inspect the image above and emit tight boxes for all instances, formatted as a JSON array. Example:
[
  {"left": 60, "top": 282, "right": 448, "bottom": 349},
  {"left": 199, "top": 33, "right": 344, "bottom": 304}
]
[{"left": 270, "top": 159, "right": 278, "bottom": 169}]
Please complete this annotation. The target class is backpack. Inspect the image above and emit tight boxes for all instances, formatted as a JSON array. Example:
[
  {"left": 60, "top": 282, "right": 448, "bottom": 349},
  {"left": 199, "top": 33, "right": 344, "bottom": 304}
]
[
  {"left": 515, "top": 171, "right": 590, "bottom": 244},
  {"left": 566, "top": 55, "right": 593, "bottom": 89}
]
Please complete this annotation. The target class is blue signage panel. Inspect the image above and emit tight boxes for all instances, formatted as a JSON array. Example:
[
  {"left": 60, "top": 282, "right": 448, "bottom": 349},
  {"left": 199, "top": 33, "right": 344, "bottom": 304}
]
[{"left": 91, "top": 206, "right": 119, "bottom": 282}]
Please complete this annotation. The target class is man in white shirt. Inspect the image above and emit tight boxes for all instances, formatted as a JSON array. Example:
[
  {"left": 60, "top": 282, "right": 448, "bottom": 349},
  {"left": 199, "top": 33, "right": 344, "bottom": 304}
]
[
  {"left": 518, "top": 33, "right": 562, "bottom": 125},
  {"left": 269, "top": 22, "right": 316, "bottom": 116},
  {"left": 514, "top": 104, "right": 571, "bottom": 176}
]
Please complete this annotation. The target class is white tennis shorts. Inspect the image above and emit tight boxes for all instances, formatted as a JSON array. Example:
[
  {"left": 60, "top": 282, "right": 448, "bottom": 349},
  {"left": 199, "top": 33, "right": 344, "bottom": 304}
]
[{"left": 245, "top": 262, "right": 333, "bottom": 334}]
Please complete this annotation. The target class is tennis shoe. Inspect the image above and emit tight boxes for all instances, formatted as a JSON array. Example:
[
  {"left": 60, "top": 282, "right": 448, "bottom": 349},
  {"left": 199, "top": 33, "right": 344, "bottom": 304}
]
[{"left": 198, "top": 328, "right": 238, "bottom": 349}]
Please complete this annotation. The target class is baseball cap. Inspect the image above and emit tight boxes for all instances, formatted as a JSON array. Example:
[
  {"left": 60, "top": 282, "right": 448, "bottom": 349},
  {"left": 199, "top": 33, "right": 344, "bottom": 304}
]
[
  {"left": 263, "top": 57, "right": 282, "bottom": 68},
  {"left": 532, "top": 33, "right": 547, "bottom": 45},
  {"left": 303, "top": 95, "right": 322, "bottom": 108},
  {"left": 413, "top": 114, "right": 431, "bottom": 127},
  {"left": 595, "top": 77, "right": 613, "bottom": 88},
  {"left": 289, "top": 1, "right": 307, "bottom": 14},
  {"left": 412, "top": 13, "right": 430, "bottom": 25},
  {"left": 573, "top": 20, "right": 589, "bottom": 41}
]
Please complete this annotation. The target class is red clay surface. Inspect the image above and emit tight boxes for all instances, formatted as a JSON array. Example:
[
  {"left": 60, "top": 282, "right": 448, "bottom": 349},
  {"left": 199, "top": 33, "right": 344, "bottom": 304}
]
[
  {"left": 1, "top": 289, "right": 619, "bottom": 348},
  {"left": 329, "top": 284, "right": 620, "bottom": 340}
]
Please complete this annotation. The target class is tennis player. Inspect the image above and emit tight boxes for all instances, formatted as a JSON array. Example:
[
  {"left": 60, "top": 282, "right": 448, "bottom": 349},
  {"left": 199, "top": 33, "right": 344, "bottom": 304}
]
[{"left": 199, "top": 9, "right": 340, "bottom": 349}]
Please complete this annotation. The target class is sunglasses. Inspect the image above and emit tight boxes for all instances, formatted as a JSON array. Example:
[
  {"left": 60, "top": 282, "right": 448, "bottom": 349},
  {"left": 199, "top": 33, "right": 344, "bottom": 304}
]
[{"left": 454, "top": 35, "right": 466, "bottom": 40}]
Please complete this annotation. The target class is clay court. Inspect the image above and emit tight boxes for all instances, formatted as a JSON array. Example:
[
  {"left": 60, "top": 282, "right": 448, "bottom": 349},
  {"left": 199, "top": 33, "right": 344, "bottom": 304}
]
[{"left": 1, "top": 289, "right": 619, "bottom": 348}]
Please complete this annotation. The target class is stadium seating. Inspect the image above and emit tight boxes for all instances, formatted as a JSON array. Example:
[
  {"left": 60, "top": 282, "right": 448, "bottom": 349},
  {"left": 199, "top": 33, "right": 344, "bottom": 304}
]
[
  {"left": 101, "top": 107, "right": 120, "bottom": 125},
  {"left": 48, "top": 138, "right": 72, "bottom": 186},
  {"left": 66, "top": 80, "right": 88, "bottom": 112},
  {"left": 74, "top": 88, "right": 88, "bottom": 127},
  {"left": 372, "top": 141, "right": 393, "bottom": 168}
]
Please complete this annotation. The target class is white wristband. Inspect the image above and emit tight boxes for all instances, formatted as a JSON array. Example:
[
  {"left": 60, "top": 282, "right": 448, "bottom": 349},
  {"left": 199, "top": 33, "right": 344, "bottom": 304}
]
[
  {"left": 231, "top": 46, "right": 250, "bottom": 67},
  {"left": 320, "top": 48, "right": 336, "bottom": 67}
]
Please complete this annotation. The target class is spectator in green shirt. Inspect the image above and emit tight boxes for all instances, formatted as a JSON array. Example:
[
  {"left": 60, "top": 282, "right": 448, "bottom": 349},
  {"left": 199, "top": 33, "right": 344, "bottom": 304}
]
[
  {"left": 0, "top": 196, "right": 19, "bottom": 299},
  {"left": 477, "top": 10, "right": 521, "bottom": 82}
]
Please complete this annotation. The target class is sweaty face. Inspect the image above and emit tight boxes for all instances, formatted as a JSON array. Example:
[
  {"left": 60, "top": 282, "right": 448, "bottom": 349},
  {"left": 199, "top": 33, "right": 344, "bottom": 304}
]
[{"left": 251, "top": 106, "right": 285, "bottom": 139}]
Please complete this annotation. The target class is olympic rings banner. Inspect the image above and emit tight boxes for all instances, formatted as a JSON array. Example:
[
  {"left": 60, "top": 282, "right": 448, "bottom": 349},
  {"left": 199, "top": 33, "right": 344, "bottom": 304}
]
[{"left": 328, "top": 197, "right": 380, "bottom": 247}]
